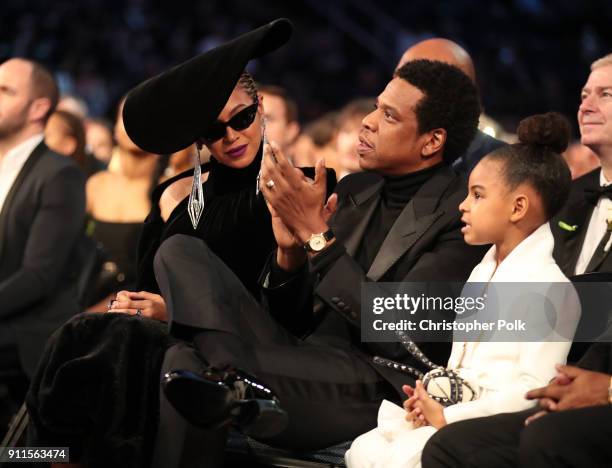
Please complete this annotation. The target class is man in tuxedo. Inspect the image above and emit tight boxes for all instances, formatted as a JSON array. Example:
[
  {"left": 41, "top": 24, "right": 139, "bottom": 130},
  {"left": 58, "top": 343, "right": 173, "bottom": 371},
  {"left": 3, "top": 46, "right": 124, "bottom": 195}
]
[
  {"left": 397, "top": 38, "right": 506, "bottom": 173},
  {"left": 421, "top": 53, "right": 612, "bottom": 468},
  {"left": 0, "top": 58, "right": 85, "bottom": 418},
  {"left": 553, "top": 54, "right": 612, "bottom": 277},
  {"left": 154, "top": 59, "right": 487, "bottom": 462}
]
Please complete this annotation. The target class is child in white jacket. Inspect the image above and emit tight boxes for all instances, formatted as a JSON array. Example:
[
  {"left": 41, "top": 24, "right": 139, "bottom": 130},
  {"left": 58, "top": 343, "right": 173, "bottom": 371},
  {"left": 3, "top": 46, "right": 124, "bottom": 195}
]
[{"left": 345, "top": 112, "right": 580, "bottom": 468}]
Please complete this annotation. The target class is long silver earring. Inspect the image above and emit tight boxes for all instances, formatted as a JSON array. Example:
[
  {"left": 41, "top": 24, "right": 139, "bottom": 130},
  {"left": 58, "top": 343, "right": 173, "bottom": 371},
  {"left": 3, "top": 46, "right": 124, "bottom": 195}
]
[
  {"left": 187, "top": 142, "right": 205, "bottom": 229},
  {"left": 256, "top": 117, "right": 267, "bottom": 195}
]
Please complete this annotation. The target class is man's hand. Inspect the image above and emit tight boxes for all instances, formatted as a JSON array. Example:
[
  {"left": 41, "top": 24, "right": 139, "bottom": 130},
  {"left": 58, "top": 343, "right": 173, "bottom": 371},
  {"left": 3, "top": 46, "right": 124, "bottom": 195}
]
[
  {"left": 525, "top": 364, "right": 610, "bottom": 415},
  {"left": 109, "top": 290, "right": 167, "bottom": 321},
  {"left": 260, "top": 142, "right": 331, "bottom": 243}
]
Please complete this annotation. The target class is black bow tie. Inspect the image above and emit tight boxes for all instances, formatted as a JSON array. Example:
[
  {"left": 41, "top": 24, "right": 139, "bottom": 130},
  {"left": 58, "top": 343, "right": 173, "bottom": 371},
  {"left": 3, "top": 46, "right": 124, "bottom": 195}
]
[{"left": 584, "top": 185, "right": 612, "bottom": 205}]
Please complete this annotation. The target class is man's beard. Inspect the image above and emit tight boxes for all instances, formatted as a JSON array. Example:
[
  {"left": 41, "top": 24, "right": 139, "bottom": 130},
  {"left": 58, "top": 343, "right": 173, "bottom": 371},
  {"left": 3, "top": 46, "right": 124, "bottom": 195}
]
[{"left": 0, "top": 108, "right": 29, "bottom": 141}]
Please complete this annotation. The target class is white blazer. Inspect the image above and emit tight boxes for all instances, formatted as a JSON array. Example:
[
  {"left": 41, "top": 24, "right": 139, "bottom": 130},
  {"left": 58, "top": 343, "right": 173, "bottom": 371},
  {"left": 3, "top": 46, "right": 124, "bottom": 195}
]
[{"left": 443, "top": 222, "right": 580, "bottom": 424}]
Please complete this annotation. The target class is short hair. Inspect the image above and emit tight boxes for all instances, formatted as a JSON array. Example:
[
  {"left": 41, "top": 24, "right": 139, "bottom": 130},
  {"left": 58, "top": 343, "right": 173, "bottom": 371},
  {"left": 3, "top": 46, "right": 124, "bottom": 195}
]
[
  {"left": 591, "top": 53, "right": 612, "bottom": 71},
  {"left": 258, "top": 84, "right": 298, "bottom": 123},
  {"left": 28, "top": 60, "right": 59, "bottom": 123},
  {"left": 337, "top": 98, "right": 375, "bottom": 129},
  {"left": 394, "top": 59, "right": 480, "bottom": 163},
  {"left": 486, "top": 112, "right": 572, "bottom": 220}
]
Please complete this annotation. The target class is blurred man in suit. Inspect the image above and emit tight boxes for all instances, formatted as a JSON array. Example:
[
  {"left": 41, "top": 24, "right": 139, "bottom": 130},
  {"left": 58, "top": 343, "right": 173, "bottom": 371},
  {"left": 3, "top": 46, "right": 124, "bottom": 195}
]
[{"left": 0, "top": 58, "right": 85, "bottom": 422}]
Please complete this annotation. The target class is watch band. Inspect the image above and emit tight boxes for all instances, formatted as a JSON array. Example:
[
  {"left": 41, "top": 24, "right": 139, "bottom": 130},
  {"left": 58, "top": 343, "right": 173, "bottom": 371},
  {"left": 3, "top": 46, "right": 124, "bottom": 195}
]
[{"left": 608, "top": 376, "right": 612, "bottom": 405}]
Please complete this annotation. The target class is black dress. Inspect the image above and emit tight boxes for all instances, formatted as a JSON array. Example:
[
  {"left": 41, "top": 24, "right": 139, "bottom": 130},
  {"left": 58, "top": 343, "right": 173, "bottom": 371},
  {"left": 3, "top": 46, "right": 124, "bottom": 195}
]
[{"left": 137, "top": 144, "right": 274, "bottom": 299}]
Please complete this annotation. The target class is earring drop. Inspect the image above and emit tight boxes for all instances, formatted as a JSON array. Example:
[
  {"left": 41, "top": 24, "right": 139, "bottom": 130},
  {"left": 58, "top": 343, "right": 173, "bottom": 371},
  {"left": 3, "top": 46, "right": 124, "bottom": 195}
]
[{"left": 188, "top": 142, "right": 205, "bottom": 229}]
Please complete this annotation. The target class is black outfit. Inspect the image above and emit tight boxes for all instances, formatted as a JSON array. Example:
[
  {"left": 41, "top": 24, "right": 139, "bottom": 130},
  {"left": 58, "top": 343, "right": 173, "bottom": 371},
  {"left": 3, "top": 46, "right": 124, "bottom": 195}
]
[
  {"left": 83, "top": 151, "right": 107, "bottom": 179},
  {"left": 550, "top": 168, "right": 612, "bottom": 362},
  {"left": 422, "top": 343, "right": 612, "bottom": 468},
  {"left": 551, "top": 168, "right": 612, "bottom": 275},
  {"left": 136, "top": 146, "right": 335, "bottom": 300},
  {"left": 89, "top": 219, "right": 142, "bottom": 304},
  {"left": 0, "top": 142, "right": 85, "bottom": 377},
  {"left": 136, "top": 146, "right": 271, "bottom": 299},
  {"left": 153, "top": 165, "right": 487, "bottom": 459}
]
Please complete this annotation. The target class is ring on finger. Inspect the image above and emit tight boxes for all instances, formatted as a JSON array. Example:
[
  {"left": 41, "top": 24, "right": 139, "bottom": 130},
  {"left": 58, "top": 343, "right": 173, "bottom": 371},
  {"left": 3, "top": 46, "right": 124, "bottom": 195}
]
[
  {"left": 136, "top": 309, "right": 143, "bottom": 317},
  {"left": 266, "top": 179, "right": 275, "bottom": 189}
]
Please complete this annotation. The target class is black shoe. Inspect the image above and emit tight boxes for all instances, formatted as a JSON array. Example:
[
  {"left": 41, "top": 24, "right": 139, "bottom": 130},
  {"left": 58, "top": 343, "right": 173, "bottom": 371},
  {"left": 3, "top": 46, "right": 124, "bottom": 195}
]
[{"left": 162, "top": 368, "right": 288, "bottom": 438}]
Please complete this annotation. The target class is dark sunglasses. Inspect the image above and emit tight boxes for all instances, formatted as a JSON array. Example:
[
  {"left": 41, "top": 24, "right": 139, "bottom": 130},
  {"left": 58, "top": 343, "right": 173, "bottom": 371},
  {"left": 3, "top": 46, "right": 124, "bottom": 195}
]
[{"left": 201, "top": 102, "right": 259, "bottom": 142}]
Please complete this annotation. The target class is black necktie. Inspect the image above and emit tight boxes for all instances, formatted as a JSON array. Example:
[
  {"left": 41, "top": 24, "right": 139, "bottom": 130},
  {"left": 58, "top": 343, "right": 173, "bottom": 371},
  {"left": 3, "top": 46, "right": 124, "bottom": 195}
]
[
  {"left": 586, "top": 219, "right": 612, "bottom": 273},
  {"left": 584, "top": 185, "right": 612, "bottom": 205}
]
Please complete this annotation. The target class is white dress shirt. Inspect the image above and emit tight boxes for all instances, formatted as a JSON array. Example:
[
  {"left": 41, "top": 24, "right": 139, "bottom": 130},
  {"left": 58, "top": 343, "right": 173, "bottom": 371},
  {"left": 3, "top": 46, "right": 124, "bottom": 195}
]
[
  {"left": 0, "top": 134, "right": 44, "bottom": 213},
  {"left": 575, "top": 170, "right": 612, "bottom": 275}
]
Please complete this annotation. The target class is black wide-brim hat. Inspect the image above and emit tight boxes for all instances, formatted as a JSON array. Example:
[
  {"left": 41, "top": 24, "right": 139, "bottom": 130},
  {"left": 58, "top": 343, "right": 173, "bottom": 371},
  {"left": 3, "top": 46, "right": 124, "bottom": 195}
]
[{"left": 123, "top": 18, "right": 293, "bottom": 155}]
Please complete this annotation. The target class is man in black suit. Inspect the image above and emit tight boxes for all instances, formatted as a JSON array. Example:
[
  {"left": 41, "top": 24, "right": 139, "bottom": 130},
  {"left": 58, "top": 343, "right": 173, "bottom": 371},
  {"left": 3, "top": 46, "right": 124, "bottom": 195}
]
[
  {"left": 0, "top": 58, "right": 85, "bottom": 416},
  {"left": 553, "top": 56, "right": 612, "bottom": 277},
  {"left": 397, "top": 38, "right": 507, "bottom": 174},
  {"left": 154, "top": 59, "right": 486, "bottom": 462},
  {"left": 421, "top": 53, "right": 612, "bottom": 468}
]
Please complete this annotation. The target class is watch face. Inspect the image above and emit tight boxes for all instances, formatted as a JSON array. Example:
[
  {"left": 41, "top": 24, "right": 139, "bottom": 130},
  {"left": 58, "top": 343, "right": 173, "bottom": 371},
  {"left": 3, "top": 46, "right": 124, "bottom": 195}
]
[{"left": 309, "top": 234, "right": 327, "bottom": 251}]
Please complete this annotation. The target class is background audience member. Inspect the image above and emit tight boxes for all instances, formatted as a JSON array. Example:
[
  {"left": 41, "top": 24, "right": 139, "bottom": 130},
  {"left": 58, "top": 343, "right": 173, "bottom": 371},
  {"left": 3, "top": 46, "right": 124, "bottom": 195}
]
[
  {"left": 85, "top": 99, "right": 158, "bottom": 311},
  {"left": 85, "top": 117, "right": 114, "bottom": 164},
  {"left": 259, "top": 84, "right": 300, "bottom": 162},
  {"left": 335, "top": 97, "right": 374, "bottom": 179},
  {"left": 57, "top": 93, "right": 89, "bottom": 120},
  {"left": 45, "top": 109, "right": 105, "bottom": 178},
  {"left": 0, "top": 58, "right": 85, "bottom": 435},
  {"left": 293, "top": 111, "right": 339, "bottom": 172},
  {"left": 157, "top": 144, "right": 207, "bottom": 183},
  {"left": 563, "top": 141, "right": 600, "bottom": 180},
  {"left": 553, "top": 53, "right": 612, "bottom": 277}
]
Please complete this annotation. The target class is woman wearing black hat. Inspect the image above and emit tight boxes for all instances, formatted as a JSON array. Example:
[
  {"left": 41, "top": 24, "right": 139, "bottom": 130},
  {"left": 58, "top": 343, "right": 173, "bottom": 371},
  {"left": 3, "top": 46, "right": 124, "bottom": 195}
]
[
  {"left": 109, "top": 71, "right": 277, "bottom": 319},
  {"left": 107, "top": 20, "right": 335, "bottom": 321},
  {"left": 24, "top": 19, "right": 336, "bottom": 467}
]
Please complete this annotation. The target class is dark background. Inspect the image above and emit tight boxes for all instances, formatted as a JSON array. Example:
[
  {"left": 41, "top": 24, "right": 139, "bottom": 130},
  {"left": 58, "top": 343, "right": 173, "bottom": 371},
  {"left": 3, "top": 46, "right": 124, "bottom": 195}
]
[{"left": 2, "top": 0, "right": 611, "bottom": 134}]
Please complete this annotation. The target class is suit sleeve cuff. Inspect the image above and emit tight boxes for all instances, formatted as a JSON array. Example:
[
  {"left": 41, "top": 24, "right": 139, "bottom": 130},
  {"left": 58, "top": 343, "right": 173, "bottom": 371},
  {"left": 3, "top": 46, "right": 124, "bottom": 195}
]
[{"left": 308, "top": 241, "right": 347, "bottom": 277}]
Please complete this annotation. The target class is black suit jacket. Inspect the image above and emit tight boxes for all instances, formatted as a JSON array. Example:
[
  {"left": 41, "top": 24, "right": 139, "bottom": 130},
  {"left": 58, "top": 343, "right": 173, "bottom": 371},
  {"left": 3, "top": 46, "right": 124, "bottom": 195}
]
[
  {"left": 0, "top": 141, "right": 86, "bottom": 376},
  {"left": 551, "top": 168, "right": 612, "bottom": 276},
  {"left": 264, "top": 167, "right": 487, "bottom": 396},
  {"left": 578, "top": 342, "right": 612, "bottom": 374}
]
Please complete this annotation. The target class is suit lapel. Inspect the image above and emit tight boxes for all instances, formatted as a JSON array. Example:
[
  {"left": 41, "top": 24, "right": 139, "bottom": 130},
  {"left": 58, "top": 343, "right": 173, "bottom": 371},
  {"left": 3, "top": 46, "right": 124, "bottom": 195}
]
[
  {"left": 366, "top": 167, "right": 455, "bottom": 281},
  {"left": 556, "top": 169, "right": 600, "bottom": 275},
  {"left": 329, "top": 179, "right": 383, "bottom": 257},
  {"left": 0, "top": 142, "right": 46, "bottom": 260}
]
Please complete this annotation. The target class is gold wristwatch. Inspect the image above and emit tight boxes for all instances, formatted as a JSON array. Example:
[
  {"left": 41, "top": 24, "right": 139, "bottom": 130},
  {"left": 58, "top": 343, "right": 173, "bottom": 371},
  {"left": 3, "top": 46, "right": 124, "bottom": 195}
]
[
  {"left": 304, "top": 229, "right": 335, "bottom": 253},
  {"left": 608, "top": 376, "right": 612, "bottom": 404}
]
